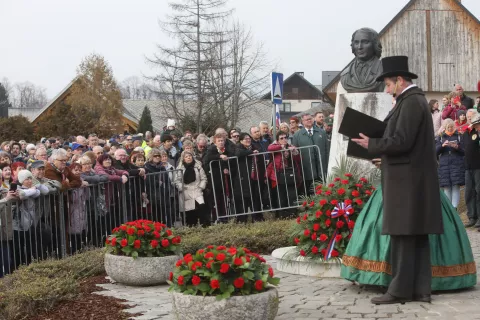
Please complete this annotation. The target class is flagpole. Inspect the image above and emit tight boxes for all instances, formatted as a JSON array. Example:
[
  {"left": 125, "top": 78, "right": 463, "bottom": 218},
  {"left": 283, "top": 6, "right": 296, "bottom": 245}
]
[{"left": 272, "top": 103, "right": 277, "bottom": 140}]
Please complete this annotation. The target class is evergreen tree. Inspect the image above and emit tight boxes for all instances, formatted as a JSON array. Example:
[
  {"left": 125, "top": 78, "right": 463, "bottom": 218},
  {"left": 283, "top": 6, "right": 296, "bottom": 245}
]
[
  {"left": 0, "top": 83, "right": 11, "bottom": 118},
  {"left": 137, "top": 105, "right": 154, "bottom": 134}
]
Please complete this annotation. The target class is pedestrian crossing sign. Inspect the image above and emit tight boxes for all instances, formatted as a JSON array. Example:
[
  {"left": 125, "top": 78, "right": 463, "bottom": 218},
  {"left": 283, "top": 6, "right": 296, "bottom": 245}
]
[{"left": 271, "top": 72, "right": 283, "bottom": 104}]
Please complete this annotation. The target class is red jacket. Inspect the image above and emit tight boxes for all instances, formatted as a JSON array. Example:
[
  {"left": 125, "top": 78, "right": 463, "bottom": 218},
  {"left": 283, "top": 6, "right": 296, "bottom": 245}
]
[
  {"left": 265, "top": 143, "right": 302, "bottom": 187},
  {"left": 442, "top": 104, "right": 466, "bottom": 121}
]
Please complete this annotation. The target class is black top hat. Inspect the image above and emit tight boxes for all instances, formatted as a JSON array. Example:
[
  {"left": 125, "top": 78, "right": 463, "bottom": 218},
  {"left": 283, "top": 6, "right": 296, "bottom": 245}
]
[{"left": 376, "top": 56, "right": 418, "bottom": 81}]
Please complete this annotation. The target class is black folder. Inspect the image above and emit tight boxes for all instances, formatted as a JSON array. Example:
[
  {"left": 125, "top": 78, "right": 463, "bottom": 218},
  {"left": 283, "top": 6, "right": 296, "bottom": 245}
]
[{"left": 338, "top": 107, "right": 387, "bottom": 160}]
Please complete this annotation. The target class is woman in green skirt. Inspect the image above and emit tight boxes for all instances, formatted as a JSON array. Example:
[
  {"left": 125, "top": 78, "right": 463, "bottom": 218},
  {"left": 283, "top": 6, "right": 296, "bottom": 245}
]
[{"left": 341, "top": 184, "right": 477, "bottom": 291}]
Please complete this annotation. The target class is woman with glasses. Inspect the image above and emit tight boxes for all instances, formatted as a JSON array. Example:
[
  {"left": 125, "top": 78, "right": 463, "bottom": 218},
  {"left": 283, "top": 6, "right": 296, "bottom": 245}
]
[
  {"left": 229, "top": 130, "right": 240, "bottom": 144},
  {"left": 266, "top": 131, "right": 302, "bottom": 217}
]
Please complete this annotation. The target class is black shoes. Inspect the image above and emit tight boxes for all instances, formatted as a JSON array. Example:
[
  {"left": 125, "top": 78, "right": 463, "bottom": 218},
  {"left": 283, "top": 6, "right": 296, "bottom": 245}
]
[
  {"left": 413, "top": 294, "right": 431, "bottom": 303},
  {"left": 465, "top": 219, "right": 477, "bottom": 228},
  {"left": 371, "top": 293, "right": 411, "bottom": 305}
]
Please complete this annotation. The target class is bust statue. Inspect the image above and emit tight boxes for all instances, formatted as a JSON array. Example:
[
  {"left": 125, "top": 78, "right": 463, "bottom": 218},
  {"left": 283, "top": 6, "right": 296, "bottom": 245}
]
[{"left": 340, "top": 28, "right": 385, "bottom": 93}]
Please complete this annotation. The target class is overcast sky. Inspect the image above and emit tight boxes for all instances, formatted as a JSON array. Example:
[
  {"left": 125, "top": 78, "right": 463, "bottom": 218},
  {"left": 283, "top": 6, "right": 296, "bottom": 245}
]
[{"left": 1, "top": 0, "right": 480, "bottom": 98}]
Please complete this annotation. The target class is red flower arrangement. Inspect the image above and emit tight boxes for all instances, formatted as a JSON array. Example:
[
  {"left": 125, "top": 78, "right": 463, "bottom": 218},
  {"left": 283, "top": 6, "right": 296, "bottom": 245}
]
[
  {"left": 106, "top": 219, "right": 181, "bottom": 259},
  {"left": 168, "top": 246, "right": 280, "bottom": 300},
  {"left": 293, "top": 174, "right": 375, "bottom": 260}
]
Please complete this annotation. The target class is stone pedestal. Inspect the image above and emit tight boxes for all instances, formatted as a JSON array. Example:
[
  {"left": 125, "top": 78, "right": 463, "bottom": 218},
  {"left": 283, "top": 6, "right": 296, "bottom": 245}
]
[{"left": 327, "top": 83, "right": 392, "bottom": 175}]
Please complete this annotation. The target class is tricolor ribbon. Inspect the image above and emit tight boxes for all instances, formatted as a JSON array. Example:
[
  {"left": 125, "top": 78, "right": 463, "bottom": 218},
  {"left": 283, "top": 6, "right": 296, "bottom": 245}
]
[{"left": 324, "top": 201, "right": 354, "bottom": 260}]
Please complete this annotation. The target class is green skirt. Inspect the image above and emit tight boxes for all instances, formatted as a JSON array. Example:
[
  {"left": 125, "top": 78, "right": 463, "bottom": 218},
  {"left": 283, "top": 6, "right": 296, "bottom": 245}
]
[{"left": 341, "top": 186, "right": 477, "bottom": 291}]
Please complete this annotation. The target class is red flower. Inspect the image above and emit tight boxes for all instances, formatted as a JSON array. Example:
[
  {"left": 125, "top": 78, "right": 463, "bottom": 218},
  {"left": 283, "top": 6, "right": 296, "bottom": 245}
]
[
  {"left": 352, "top": 190, "right": 360, "bottom": 197},
  {"left": 151, "top": 240, "right": 159, "bottom": 248},
  {"left": 325, "top": 190, "right": 332, "bottom": 196},
  {"left": 120, "top": 225, "right": 127, "bottom": 231},
  {"left": 136, "top": 229, "right": 144, "bottom": 236},
  {"left": 191, "top": 261, "right": 202, "bottom": 271},
  {"left": 355, "top": 199, "right": 363, "bottom": 205},
  {"left": 105, "top": 239, "right": 110, "bottom": 245},
  {"left": 172, "top": 237, "right": 180, "bottom": 245},
  {"left": 153, "top": 231, "right": 160, "bottom": 238},
  {"left": 206, "top": 260, "right": 214, "bottom": 269},
  {"left": 321, "top": 249, "right": 327, "bottom": 256},
  {"left": 217, "top": 246, "right": 227, "bottom": 251},
  {"left": 347, "top": 208, "right": 354, "bottom": 214},
  {"left": 341, "top": 179, "right": 349, "bottom": 185},
  {"left": 161, "top": 239, "right": 169, "bottom": 247},
  {"left": 311, "top": 246, "right": 319, "bottom": 254},
  {"left": 355, "top": 183, "right": 363, "bottom": 188},
  {"left": 366, "top": 190, "right": 372, "bottom": 195},
  {"left": 127, "top": 227, "right": 135, "bottom": 235},
  {"left": 294, "top": 237, "right": 300, "bottom": 244},
  {"left": 210, "top": 279, "right": 220, "bottom": 289},
  {"left": 309, "top": 201, "right": 315, "bottom": 207},
  {"left": 120, "top": 238, "right": 128, "bottom": 247},
  {"left": 216, "top": 253, "right": 226, "bottom": 261},
  {"left": 111, "top": 237, "right": 117, "bottom": 246},
  {"left": 192, "top": 275, "right": 201, "bottom": 286},
  {"left": 184, "top": 253, "right": 193, "bottom": 264},
  {"left": 344, "top": 199, "right": 352, "bottom": 205},
  {"left": 204, "top": 252, "right": 214, "bottom": 259},
  {"left": 302, "top": 201, "right": 307, "bottom": 207},
  {"left": 233, "top": 277, "right": 245, "bottom": 289},
  {"left": 234, "top": 258, "right": 243, "bottom": 266},
  {"left": 326, "top": 210, "right": 332, "bottom": 217},
  {"left": 337, "top": 188, "right": 346, "bottom": 195},
  {"left": 331, "top": 250, "right": 339, "bottom": 257},
  {"left": 207, "top": 245, "right": 214, "bottom": 249},
  {"left": 178, "top": 275, "right": 184, "bottom": 285},
  {"left": 315, "top": 189, "right": 322, "bottom": 195},
  {"left": 371, "top": 186, "right": 376, "bottom": 190},
  {"left": 325, "top": 219, "right": 331, "bottom": 227},
  {"left": 300, "top": 249, "right": 306, "bottom": 256},
  {"left": 296, "top": 217, "right": 301, "bottom": 224},
  {"left": 169, "top": 272, "right": 173, "bottom": 281},
  {"left": 227, "top": 247, "right": 237, "bottom": 255},
  {"left": 334, "top": 178, "right": 340, "bottom": 182},
  {"left": 255, "top": 280, "right": 264, "bottom": 291},
  {"left": 336, "top": 220, "right": 345, "bottom": 229},
  {"left": 268, "top": 267, "right": 274, "bottom": 277},
  {"left": 345, "top": 173, "right": 353, "bottom": 177},
  {"left": 166, "top": 229, "right": 172, "bottom": 236},
  {"left": 315, "top": 210, "right": 323, "bottom": 218},
  {"left": 335, "top": 234, "right": 343, "bottom": 242},
  {"left": 311, "top": 233, "right": 317, "bottom": 241},
  {"left": 360, "top": 177, "right": 368, "bottom": 183},
  {"left": 313, "top": 223, "right": 320, "bottom": 231},
  {"left": 246, "top": 256, "right": 251, "bottom": 262},
  {"left": 133, "top": 240, "right": 141, "bottom": 249},
  {"left": 319, "top": 234, "right": 328, "bottom": 242},
  {"left": 303, "top": 213, "right": 308, "bottom": 221},
  {"left": 330, "top": 200, "right": 338, "bottom": 206},
  {"left": 348, "top": 221, "right": 355, "bottom": 229},
  {"left": 176, "top": 259, "right": 183, "bottom": 267},
  {"left": 304, "top": 229, "right": 310, "bottom": 236},
  {"left": 319, "top": 199, "right": 327, "bottom": 206}
]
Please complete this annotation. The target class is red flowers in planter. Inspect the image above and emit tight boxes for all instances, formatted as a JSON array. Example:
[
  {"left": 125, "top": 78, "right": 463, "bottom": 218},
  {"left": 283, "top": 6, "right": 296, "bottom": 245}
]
[
  {"left": 106, "top": 220, "right": 181, "bottom": 259},
  {"left": 169, "top": 246, "right": 280, "bottom": 300},
  {"left": 293, "top": 174, "right": 375, "bottom": 260}
]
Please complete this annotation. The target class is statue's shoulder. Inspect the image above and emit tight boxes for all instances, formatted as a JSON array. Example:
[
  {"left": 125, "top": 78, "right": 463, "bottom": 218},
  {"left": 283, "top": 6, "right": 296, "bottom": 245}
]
[{"left": 340, "top": 62, "right": 353, "bottom": 76}]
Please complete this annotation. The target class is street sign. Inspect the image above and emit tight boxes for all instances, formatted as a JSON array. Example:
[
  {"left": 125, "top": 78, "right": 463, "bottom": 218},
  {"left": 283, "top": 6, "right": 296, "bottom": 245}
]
[{"left": 271, "top": 72, "right": 283, "bottom": 104}]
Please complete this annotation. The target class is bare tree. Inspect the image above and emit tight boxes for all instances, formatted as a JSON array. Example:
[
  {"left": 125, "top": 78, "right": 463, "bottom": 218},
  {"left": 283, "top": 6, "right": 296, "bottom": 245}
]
[
  {"left": 10, "top": 81, "right": 48, "bottom": 109},
  {"left": 120, "top": 76, "right": 154, "bottom": 100}
]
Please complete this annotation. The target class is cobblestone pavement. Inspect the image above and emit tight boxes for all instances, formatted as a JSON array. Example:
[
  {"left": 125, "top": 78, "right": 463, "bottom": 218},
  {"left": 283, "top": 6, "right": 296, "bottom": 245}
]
[{"left": 96, "top": 229, "right": 480, "bottom": 320}]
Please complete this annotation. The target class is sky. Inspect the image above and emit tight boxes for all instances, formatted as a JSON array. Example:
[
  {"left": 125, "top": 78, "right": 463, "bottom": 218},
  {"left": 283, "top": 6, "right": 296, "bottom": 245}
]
[{"left": 1, "top": 0, "right": 480, "bottom": 99}]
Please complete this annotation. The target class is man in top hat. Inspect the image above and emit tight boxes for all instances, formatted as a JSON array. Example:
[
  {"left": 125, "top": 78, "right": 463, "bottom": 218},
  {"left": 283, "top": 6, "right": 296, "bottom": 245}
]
[{"left": 353, "top": 56, "right": 443, "bottom": 304}]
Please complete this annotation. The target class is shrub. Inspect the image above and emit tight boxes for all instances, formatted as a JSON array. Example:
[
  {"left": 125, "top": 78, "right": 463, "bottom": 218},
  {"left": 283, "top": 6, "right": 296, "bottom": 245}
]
[
  {"left": 291, "top": 174, "right": 375, "bottom": 260},
  {"left": 0, "top": 249, "right": 105, "bottom": 320},
  {"left": 168, "top": 246, "right": 279, "bottom": 300},
  {"left": 177, "top": 219, "right": 293, "bottom": 254},
  {"left": 106, "top": 219, "right": 182, "bottom": 258}
]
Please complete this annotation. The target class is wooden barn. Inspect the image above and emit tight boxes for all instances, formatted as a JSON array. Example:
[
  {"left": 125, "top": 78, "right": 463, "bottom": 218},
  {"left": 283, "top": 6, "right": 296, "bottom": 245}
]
[{"left": 323, "top": 0, "right": 480, "bottom": 104}]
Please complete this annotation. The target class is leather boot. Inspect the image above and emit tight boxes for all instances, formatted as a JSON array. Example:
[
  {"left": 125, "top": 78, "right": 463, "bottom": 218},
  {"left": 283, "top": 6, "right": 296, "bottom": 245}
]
[{"left": 371, "top": 293, "right": 411, "bottom": 305}]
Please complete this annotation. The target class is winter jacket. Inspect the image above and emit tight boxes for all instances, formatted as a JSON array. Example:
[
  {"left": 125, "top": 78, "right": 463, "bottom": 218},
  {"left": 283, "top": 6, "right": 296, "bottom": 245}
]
[
  {"left": 436, "top": 132, "right": 465, "bottom": 187},
  {"left": 14, "top": 186, "right": 43, "bottom": 231},
  {"left": 431, "top": 110, "right": 442, "bottom": 136},
  {"left": 174, "top": 161, "right": 207, "bottom": 212},
  {"left": 94, "top": 164, "right": 128, "bottom": 209},
  {"left": 44, "top": 162, "right": 82, "bottom": 191},
  {"left": 454, "top": 119, "right": 469, "bottom": 134},
  {"left": 81, "top": 170, "right": 109, "bottom": 185},
  {"left": 144, "top": 161, "right": 171, "bottom": 204},
  {"left": 441, "top": 104, "right": 467, "bottom": 121},
  {"left": 266, "top": 143, "right": 302, "bottom": 187},
  {"left": 0, "top": 196, "right": 13, "bottom": 241},
  {"left": 461, "top": 128, "right": 480, "bottom": 170}
]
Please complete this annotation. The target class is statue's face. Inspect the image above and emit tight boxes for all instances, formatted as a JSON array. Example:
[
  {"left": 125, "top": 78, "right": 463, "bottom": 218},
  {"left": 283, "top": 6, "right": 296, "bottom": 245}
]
[{"left": 352, "top": 31, "right": 374, "bottom": 61}]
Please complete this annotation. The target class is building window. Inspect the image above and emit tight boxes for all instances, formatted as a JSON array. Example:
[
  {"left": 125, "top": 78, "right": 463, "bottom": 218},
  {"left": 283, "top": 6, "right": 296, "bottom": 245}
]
[
  {"left": 281, "top": 103, "right": 291, "bottom": 112},
  {"left": 311, "top": 102, "right": 322, "bottom": 108}
]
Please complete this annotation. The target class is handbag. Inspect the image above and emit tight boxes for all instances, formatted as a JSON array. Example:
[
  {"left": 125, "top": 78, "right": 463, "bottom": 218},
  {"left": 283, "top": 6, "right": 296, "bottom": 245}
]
[{"left": 277, "top": 167, "right": 296, "bottom": 185}]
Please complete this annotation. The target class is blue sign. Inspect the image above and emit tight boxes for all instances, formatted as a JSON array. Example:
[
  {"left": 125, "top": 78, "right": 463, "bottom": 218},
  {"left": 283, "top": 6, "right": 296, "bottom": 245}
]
[{"left": 271, "top": 72, "right": 283, "bottom": 104}]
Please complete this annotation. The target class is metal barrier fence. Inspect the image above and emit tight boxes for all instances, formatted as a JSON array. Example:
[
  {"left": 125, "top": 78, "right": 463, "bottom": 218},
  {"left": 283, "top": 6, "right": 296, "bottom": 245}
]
[
  {"left": 209, "top": 145, "right": 325, "bottom": 222},
  {"left": 0, "top": 169, "right": 184, "bottom": 277}
]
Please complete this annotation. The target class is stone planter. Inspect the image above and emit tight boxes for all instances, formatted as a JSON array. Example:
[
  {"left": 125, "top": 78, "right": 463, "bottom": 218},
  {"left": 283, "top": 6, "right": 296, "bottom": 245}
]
[
  {"left": 104, "top": 253, "right": 179, "bottom": 286},
  {"left": 272, "top": 246, "right": 341, "bottom": 278},
  {"left": 171, "top": 287, "right": 279, "bottom": 320}
]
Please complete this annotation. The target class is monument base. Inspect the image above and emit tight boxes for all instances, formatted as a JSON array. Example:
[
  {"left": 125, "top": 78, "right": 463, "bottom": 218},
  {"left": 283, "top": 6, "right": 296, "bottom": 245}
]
[{"left": 327, "top": 83, "right": 392, "bottom": 175}]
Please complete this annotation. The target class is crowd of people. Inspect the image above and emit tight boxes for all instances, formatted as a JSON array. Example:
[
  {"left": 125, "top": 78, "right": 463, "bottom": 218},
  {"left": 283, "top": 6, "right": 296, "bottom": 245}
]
[
  {"left": 430, "top": 84, "right": 480, "bottom": 230},
  {"left": 0, "top": 112, "right": 333, "bottom": 276}
]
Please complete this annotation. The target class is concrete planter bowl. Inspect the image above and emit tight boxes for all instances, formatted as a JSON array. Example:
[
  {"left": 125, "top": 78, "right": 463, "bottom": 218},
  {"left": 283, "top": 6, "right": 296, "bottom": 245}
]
[
  {"left": 171, "top": 287, "right": 279, "bottom": 320},
  {"left": 104, "top": 253, "right": 179, "bottom": 286},
  {"left": 272, "top": 246, "right": 342, "bottom": 278}
]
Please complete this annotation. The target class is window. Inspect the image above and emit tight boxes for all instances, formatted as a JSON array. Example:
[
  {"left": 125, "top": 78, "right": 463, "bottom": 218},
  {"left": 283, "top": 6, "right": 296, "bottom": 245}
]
[
  {"left": 311, "top": 102, "right": 322, "bottom": 108},
  {"left": 281, "top": 103, "right": 291, "bottom": 112}
]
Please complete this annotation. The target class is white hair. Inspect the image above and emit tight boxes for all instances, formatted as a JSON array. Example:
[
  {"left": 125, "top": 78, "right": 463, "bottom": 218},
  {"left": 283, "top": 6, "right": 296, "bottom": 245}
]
[
  {"left": 114, "top": 148, "right": 127, "bottom": 157},
  {"left": 259, "top": 121, "right": 269, "bottom": 126},
  {"left": 196, "top": 134, "right": 208, "bottom": 144},
  {"left": 51, "top": 148, "right": 67, "bottom": 161}
]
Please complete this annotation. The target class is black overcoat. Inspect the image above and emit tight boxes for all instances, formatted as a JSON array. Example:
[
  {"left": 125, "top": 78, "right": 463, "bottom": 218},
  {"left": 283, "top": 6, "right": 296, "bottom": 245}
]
[{"left": 368, "top": 87, "right": 443, "bottom": 235}]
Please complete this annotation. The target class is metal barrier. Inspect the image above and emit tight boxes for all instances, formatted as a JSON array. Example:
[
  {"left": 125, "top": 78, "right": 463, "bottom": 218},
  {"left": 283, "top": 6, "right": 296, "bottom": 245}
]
[
  {"left": 0, "top": 169, "right": 184, "bottom": 276},
  {"left": 208, "top": 145, "right": 325, "bottom": 222}
]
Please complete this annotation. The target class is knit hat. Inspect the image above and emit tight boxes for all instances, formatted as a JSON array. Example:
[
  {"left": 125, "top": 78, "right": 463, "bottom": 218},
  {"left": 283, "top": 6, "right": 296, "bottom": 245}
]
[
  {"left": 457, "top": 109, "right": 466, "bottom": 117},
  {"left": 167, "top": 119, "right": 176, "bottom": 127},
  {"left": 18, "top": 170, "right": 33, "bottom": 184},
  {"left": 26, "top": 144, "right": 36, "bottom": 152}
]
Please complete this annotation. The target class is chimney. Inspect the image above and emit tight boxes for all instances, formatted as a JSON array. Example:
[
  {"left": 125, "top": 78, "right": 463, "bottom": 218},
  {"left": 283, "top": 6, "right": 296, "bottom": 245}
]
[{"left": 295, "top": 72, "right": 304, "bottom": 77}]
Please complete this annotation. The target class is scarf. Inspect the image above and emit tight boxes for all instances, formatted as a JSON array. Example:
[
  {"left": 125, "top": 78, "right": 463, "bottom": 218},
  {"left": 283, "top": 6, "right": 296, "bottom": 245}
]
[{"left": 183, "top": 161, "right": 196, "bottom": 184}]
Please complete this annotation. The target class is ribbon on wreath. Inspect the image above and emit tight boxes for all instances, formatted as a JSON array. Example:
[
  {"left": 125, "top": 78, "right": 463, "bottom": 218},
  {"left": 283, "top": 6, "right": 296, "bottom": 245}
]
[{"left": 324, "top": 201, "right": 354, "bottom": 260}]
